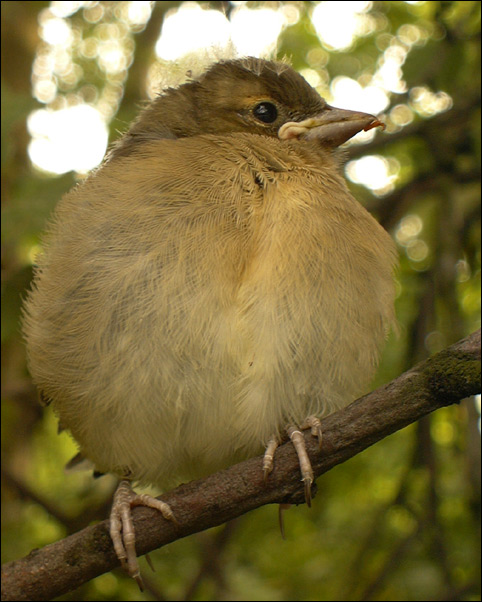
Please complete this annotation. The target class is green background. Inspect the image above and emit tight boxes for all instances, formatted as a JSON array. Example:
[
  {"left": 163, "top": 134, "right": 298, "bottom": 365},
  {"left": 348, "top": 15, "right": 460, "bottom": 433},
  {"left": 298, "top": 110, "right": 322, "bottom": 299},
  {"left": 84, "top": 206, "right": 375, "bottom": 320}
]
[{"left": 1, "top": 1, "right": 480, "bottom": 600}]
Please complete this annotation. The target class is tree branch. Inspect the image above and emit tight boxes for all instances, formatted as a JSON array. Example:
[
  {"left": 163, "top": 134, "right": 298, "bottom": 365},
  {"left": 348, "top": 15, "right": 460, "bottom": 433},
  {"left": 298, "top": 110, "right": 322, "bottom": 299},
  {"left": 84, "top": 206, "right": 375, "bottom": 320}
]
[{"left": 1, "top": 329, "right": 480, "bottom": 601}]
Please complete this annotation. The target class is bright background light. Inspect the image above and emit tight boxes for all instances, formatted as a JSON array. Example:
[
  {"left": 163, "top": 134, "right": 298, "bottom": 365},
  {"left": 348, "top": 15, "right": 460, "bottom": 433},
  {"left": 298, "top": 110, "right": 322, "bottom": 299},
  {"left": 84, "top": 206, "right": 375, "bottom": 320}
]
[
  {"left": 155, "top": 4, "right": 232, "bottom": 61},
  {"left": 28, "top": 104, "right": 108, "bottom": 174},
  {"left": 311, "top": 1, "right": 374, "bottom": 50},
  {"left": 346, "top": 155, "right": 400, "bottom": 196}
]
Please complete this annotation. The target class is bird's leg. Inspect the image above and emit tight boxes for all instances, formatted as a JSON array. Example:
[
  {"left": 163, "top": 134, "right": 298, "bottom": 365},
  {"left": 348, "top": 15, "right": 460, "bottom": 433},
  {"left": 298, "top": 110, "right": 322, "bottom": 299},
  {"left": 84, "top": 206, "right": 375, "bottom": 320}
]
[
  {"left": 109, "top": 479, "right": 176, "bottom": 590},
  {"left": 286, "top": 426, "right": 314, "bottom": 506},
  {"left": 263, "top": 416, "right": 323, "bottom": 507}
]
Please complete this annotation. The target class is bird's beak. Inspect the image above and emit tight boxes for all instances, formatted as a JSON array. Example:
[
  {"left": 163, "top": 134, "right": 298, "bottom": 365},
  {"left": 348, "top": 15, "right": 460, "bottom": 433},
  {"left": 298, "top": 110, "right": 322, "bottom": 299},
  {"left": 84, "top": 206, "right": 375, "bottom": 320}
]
[{"left": 278, "top": 105, "right": 385, "bottom": 147}]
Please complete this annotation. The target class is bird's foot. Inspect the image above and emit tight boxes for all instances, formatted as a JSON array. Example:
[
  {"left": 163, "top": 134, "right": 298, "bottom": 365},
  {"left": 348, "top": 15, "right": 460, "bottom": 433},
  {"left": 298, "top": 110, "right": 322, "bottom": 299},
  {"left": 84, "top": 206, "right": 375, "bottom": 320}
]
[
  {"left": 263, "top": 416, "right": 322, "bottom": 507},
  {"left": 109, "top": 479, "right": 176, "bottom": 590}
]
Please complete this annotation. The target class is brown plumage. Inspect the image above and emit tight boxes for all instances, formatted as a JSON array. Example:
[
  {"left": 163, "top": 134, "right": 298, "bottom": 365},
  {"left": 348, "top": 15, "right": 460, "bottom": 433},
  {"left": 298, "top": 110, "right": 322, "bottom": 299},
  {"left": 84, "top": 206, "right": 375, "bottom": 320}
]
[{"left": 22, "top": 57, "right": 397, "bottom": 585}]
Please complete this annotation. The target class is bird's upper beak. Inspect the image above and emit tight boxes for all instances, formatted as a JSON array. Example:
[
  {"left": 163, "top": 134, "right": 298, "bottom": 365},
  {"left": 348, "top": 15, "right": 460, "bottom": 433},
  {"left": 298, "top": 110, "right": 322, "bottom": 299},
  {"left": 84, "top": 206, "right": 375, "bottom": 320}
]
[{"left": 278, "top": 105, "right": 384, "bottom": 147}]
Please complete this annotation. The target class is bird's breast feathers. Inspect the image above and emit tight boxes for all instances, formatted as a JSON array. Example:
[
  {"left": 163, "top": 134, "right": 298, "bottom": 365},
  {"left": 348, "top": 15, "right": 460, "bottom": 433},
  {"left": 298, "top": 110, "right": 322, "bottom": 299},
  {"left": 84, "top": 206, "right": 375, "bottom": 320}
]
[{"left": 24, "top": 132, "right": 396, "bottom": 483}]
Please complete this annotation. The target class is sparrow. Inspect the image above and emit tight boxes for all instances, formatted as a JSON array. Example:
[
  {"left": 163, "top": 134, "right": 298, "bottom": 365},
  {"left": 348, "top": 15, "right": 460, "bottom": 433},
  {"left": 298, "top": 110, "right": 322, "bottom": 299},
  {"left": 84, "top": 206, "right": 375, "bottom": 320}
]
[{"left": 22, "top": 56, "right": 397, "bottom": 586}]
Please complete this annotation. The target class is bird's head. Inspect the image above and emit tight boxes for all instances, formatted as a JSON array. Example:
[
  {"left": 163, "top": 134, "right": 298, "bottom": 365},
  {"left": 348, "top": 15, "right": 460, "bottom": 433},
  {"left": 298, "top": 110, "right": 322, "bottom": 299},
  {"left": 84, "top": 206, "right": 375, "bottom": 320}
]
[{"left": 112, "top": 57, "right": 384, "bottom": 159}]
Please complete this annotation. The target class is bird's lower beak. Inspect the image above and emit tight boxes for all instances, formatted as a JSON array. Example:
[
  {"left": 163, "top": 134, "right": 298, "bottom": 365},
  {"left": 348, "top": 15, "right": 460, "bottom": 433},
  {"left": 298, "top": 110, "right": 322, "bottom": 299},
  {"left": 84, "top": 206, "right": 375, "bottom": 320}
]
[{"left": 278, "top": 106, "right": 385, "bottom": 147}]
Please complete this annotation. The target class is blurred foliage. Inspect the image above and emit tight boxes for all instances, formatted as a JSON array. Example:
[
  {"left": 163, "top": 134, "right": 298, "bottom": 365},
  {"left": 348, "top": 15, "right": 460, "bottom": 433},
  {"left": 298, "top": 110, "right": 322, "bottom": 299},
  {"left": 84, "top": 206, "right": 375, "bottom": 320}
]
[{"left": 1, "top": 1, "right": 480, "bottom": 601}]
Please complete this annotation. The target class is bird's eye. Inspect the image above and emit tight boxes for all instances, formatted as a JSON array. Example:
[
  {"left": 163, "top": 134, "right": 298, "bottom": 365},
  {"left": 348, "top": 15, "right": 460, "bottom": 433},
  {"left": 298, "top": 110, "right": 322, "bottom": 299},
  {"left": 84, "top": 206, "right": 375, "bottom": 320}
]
[{"left": 252, "top": 102, "right": 278, "bottom": 124}]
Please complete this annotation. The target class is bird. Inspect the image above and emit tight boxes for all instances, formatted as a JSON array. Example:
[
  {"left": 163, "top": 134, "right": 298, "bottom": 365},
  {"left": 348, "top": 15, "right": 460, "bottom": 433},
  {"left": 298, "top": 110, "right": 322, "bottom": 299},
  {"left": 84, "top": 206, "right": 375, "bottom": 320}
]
[{"left": 22, "top": 56, "right": 397, "bottom": 586}]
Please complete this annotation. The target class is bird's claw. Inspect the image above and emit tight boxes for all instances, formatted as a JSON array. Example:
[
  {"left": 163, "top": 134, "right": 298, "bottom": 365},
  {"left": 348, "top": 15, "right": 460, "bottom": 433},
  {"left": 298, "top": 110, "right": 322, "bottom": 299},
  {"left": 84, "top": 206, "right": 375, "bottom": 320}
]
[
  {"left": 262, "top": 437, "right": 279, "bottom": 481},
  {"left": 287, "top": 426, "right": 315, "bottom": 505},
  {"left": 109, "top": 479, "right": 176, "bottom": 590},
  {"left": 304, "top": 416, "right": 323, "bottom": 450},
  {"left": 263, "top": 418, "right": 322, "bottom": 506},
  {"left": 303, "top": 476, "right": 313, "bottom": 508}
]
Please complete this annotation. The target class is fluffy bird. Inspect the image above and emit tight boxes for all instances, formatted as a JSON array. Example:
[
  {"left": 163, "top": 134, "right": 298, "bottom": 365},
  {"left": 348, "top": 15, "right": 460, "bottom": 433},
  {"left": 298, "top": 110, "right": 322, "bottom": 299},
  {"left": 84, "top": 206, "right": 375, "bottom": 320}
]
[{"left": 23, "top": 57, "right": 397, "bottom": 584}]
